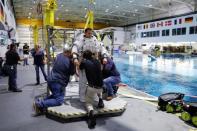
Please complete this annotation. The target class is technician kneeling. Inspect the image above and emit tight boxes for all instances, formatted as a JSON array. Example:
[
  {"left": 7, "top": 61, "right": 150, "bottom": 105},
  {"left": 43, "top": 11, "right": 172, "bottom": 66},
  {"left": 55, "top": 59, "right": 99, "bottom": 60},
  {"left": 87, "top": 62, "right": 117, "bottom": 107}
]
[
  {"left": 33, "top": 47, "right": 75, "bottom": 115},
  {"left": 80, "top": 50, "right": 104, "bottom": 128}
]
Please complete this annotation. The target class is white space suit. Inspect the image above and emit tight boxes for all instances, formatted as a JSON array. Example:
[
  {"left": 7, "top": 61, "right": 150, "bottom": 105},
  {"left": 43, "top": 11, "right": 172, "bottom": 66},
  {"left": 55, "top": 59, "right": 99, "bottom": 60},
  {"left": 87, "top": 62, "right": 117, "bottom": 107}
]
[{"left": 72, "top": 35, "right": 109, "bottom": 102}]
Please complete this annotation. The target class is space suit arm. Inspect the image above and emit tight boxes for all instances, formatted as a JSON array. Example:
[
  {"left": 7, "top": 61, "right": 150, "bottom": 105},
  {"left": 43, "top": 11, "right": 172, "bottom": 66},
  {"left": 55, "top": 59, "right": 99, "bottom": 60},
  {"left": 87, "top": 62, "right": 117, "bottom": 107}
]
[
  {"left": 71, "top": 40, "right": 81, "bottom": 63},
  {"left": 100, "top": 42, "right": 110, "bottom": 58}
]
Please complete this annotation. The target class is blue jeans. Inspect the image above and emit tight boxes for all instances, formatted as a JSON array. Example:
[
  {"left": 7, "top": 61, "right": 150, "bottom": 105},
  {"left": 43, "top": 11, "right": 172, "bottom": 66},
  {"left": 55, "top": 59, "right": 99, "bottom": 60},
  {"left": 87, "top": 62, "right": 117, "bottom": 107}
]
[
  {"left": 36, "top": 81, "right": 65, "bottom": 108},
  {"left": 35, "top": 65, "right": 47, "bottom": 83},
  {"left": 7, "top": 65, "right": 17, "bottom": 90},
  {"left": 103, "top": 76, "right": 121, "bottom": 96}
]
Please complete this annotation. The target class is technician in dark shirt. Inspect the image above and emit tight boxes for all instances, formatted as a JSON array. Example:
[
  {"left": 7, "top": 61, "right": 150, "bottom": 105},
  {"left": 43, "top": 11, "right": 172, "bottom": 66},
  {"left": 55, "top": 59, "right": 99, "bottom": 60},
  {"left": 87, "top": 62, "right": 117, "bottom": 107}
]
[
  {"left": 23, "top": 43, "right": 29, "bottom": 66},
  {"left": 80, "top": 50, "right": 104, "bottom": 128},
  {"left": 33, "top": 47, "right": 75, "bottom": 115},
  {"left": 102, "top": 57, "right": 121, "bottom": 100},
  {"left": 32, "top": 45, "right": 47, "bottom": 85},
  {"left": 5, "top": 43, "right": 22, "bottom": 92}
]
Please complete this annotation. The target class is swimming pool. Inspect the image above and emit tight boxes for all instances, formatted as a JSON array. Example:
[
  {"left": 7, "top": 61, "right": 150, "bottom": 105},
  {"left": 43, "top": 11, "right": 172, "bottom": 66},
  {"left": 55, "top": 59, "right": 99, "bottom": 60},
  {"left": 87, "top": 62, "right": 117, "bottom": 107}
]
[{"left": 113, "top": 52, "right": 197, "bottom": 102}]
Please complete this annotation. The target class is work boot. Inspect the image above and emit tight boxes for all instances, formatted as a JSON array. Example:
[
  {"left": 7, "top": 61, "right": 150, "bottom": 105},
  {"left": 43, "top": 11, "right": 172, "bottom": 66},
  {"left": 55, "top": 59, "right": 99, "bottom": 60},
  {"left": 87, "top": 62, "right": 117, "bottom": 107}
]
[
  {"left": 98, "top": 98, "right": 104, "bottom": 108},
  {"left": 87, "top": 110, "right": 96, "bottom": 129},
  {"left": 35, "top": 82, "right": 40, "bottom": 86},
  {"left": 12, "top": 88, "right": 22, "bottom": 92},
  {"left": 32, "top": 100, "right": 44, "bottom": 116},
  {"left": 106, "top": 96, "right": 113, "bottom": 101}
]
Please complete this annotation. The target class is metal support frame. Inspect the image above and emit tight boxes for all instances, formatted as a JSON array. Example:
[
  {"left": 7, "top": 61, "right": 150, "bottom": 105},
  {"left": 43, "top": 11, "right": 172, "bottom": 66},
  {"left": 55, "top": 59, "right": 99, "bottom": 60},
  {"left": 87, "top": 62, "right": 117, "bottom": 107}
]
[{"left": 45, "top": 26, "right": 76, "bottom": 96}]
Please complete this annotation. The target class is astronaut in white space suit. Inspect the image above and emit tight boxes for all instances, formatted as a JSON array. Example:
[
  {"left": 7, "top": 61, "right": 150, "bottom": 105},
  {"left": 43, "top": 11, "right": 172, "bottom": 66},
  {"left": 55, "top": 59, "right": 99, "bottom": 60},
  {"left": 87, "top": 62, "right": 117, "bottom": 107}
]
[{"left": 72, "top": 28, "right": 109, "bottom": 102}]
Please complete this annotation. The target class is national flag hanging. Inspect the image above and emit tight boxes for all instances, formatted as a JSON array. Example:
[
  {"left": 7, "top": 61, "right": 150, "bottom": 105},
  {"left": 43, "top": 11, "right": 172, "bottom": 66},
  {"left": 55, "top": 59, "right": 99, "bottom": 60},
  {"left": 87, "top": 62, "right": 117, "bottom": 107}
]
[
  {"left": 157, "top": 21, "right": 163, "bottom": 27},
  {"left": 185, "top": 17, "right": 193, "bottom": 23},
  {"left": 165, "top": 20, "right": 172, "bottom": 26},
  {"left": 137, "top": 25, "right": 142, "bottom": 30},
  {"left": 145, "top": 24, "right": 148, "bottom": 29},
  {"left": 143, "top": 24, "right": 148, "bottom": 29},
  {"left": 179, "top": 19, "right": 182, "bottom": 24},
  {"left": 150, "top": 23, "right": 155, "bottom": 28},
  {"left": 174, "top": 19, "right": 177, "bottom": 25}
]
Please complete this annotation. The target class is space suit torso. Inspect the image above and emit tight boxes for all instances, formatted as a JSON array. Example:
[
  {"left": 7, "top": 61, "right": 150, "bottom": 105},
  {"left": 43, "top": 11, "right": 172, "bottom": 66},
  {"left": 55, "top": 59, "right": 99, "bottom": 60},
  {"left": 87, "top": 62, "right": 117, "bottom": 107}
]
[
  {"left": 72, "top": 35, "right": 108, "bottom": 60},
  {"left": 71, "top": 35, "right": 109, "bottom": 102}
]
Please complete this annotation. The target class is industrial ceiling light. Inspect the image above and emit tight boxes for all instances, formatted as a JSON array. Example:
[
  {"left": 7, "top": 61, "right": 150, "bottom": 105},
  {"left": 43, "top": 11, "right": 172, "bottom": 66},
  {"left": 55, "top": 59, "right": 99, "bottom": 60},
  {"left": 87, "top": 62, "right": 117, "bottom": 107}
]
[
  {"left": 28, "top": 16, "right": 31, "bottom": 19},
  {"left": 29, "top": 12, "right": 32, "bottom": 15},
  {"left": 135, "top": 9, "right": 138, "bottom": 12},
  {"left": 115, "top": 5, "right": 119, "bottom": 8},
  {"left": 129, "top": 0, "right": 133, "bottom": 3},
  {"left": 61, "top": 4, "right": 64, "bottom": 7},
  {"left": 65, "top": 9, "right": 69, "bottom": 12},
  {"left": 133, "top": 14, "right": 136, "bottom": 16},
  {"left": 148, "top": 4, "right": 152, "bottom": 7}
]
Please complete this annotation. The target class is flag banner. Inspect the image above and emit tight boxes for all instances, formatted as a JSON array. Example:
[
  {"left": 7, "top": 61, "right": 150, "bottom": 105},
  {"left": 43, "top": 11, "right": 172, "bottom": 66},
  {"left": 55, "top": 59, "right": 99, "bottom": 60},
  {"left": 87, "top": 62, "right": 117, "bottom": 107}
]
[
  {"left": 179, "top": 19, "right": 182, "bottom": 24},
  {"left": 137, "top": 25, "right": 142, "bottom": 30},
  {"left": 165, "top": 20, "right": 172, "bottom": 26},
  {"left": 157, "top": 21, "right": 163, "bottom": 27},
  {"left": 185, "top": 17, "right": 193, "bottom": 23},
  {"left": 174, "top": 19, "right": 177, "bottom": 25},
  {"left": 150, "top": 23, "right": 155, "bottom": 28},
  {"left": 143, "top": 24, "right": 148, "bottom": 29}
]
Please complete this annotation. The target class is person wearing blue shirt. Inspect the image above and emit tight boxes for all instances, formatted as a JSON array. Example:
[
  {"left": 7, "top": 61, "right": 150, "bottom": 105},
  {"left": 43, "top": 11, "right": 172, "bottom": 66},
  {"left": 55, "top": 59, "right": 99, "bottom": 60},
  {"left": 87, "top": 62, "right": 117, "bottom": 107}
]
[
  {"left": 32, "top": 45, "right": 47, "bottom": 85},
  {"left": 102, "top": 57, "right": 121, "bottom": 101},
  {"left": 33, "top": 47, "right": 75, "bottom": 115}
]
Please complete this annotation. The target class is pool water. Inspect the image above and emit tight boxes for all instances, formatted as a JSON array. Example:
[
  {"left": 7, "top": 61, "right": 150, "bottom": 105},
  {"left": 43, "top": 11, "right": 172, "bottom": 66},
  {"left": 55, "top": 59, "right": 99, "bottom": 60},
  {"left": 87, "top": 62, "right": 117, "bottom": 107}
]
[{"left": 113, "top": 53, "right": 197, "bottom": 102}]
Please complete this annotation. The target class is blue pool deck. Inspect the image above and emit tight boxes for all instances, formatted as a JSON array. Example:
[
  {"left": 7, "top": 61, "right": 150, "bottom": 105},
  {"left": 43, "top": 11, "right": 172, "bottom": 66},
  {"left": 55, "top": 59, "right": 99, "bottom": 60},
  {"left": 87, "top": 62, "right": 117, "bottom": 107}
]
[{"left": 0, "top": 61, "right": 196, "bottom": 131}]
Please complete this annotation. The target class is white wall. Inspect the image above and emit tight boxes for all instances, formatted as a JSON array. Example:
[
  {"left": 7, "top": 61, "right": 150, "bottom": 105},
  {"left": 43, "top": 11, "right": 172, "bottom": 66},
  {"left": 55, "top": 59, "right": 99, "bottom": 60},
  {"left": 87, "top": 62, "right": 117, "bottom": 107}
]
[{"left": 113, "top": 30, "right": 125, "bottom": 50}]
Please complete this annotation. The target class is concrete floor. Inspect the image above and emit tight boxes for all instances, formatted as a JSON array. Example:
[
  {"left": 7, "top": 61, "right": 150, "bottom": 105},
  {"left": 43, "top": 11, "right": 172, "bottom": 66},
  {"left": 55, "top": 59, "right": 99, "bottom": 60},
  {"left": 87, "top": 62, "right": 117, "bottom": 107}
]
[{"left": 0, "top": 64, "right": 196, "bottom": 131}]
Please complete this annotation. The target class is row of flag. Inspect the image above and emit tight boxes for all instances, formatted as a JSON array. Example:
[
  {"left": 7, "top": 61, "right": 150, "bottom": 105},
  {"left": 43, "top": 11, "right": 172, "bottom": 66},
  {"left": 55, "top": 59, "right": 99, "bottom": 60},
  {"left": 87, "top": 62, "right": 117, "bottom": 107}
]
[{"left": 137, "top": 16, "right": 195, "bottom": 30}]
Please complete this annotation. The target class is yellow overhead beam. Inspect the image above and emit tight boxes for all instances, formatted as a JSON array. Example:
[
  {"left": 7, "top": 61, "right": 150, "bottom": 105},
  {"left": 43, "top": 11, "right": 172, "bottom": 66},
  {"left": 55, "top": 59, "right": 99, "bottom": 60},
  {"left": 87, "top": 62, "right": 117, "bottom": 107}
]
[{"left": 16, "top": 18, "right": 108, "bottom": 29}]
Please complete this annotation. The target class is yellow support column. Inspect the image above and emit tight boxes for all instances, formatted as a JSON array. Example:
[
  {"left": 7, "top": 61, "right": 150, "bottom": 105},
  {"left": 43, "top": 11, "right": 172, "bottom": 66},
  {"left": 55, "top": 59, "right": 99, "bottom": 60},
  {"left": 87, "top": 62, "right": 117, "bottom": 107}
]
[
  {"left": 33, "top": 25, "right": 38, "bottom": 47},
  {"left": 43, "top": 0, "right": 57, "bottom": 27}
]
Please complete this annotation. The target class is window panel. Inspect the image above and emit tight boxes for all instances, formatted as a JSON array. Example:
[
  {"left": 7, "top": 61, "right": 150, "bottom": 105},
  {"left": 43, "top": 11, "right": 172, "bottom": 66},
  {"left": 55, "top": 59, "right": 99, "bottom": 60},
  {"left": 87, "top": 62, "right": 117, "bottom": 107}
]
[
  {"left": 166, "top": 30, "right": 170, "bottom": 36},
  {"left": 182, "top": 28, "right": 186, "bottom": 35},
  {"left": 189, "top": 27, "right": 195, "bottom": 34},
  {"left": 172, "top": 29, "right": 176, "bottom": 36},
  {"left": 177, "top": 28, "right": 181, "bottom": 35}
]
